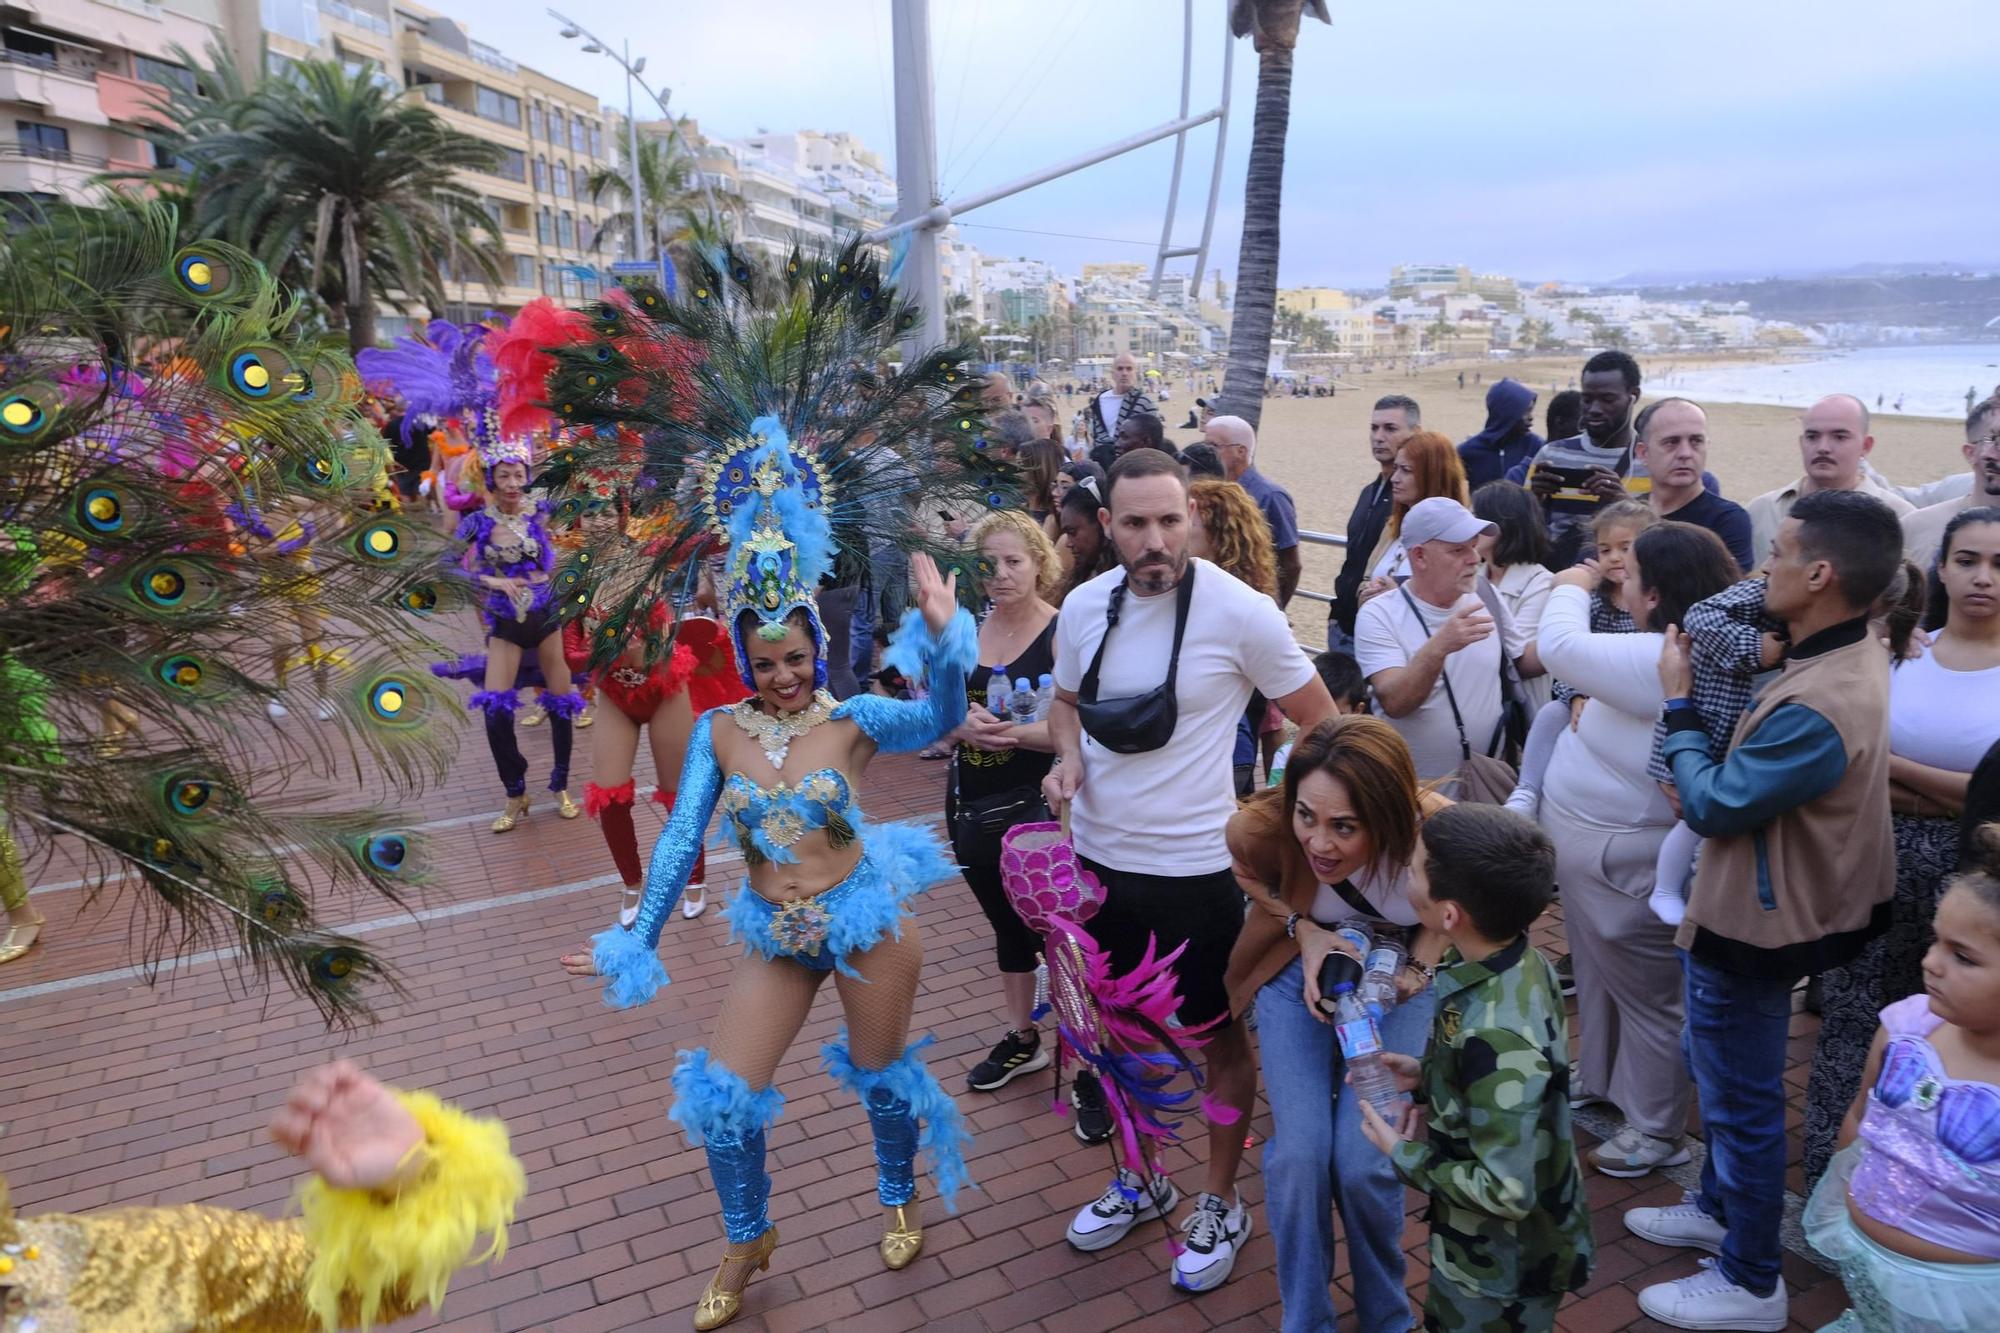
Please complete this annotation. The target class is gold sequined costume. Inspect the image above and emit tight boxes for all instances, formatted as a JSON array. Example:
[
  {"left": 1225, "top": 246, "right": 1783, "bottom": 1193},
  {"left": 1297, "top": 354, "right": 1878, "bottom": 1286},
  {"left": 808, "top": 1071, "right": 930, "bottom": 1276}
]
[{"left": 0, "top": 1090, "right": 523, "bottom": 1332}]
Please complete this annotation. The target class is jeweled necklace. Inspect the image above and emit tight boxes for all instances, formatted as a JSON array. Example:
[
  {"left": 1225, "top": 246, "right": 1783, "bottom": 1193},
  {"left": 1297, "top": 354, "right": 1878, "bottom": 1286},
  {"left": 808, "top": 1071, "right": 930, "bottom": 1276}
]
[{"left": 729, "top": 689, "right": 837, "bottom": 768}]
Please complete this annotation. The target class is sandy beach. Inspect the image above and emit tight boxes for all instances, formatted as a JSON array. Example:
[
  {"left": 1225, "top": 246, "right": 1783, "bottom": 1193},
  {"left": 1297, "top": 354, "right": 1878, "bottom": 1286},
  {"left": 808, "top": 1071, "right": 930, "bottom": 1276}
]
[{"left": 1055, "top": 354, "right": 1972, "bottom": 641}]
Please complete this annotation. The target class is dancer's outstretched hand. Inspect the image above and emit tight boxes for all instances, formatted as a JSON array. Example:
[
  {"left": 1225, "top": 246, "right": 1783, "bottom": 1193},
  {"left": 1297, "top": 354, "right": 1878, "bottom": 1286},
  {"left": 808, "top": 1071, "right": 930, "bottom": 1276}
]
[
  {"left": 911, "top": 551, "right": 959, "bottom": 636},
  {"left": 560, "top": 946, "right": 600, "bottom": 977},
  {"left": 269, "top": 1059, "right": 425, "bottom": 1192}
]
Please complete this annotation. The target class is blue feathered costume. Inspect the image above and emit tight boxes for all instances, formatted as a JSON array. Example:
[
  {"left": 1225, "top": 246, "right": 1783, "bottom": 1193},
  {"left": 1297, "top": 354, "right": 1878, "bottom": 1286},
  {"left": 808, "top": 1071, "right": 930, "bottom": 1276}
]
[{"left": 528, "top": 238, "right": 1015, "bottom": 1329}]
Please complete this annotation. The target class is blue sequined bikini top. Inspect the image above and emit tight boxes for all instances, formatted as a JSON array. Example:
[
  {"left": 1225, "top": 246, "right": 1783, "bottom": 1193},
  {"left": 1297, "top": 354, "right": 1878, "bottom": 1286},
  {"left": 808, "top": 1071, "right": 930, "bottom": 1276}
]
[{"left": 718, "top": 767, "right": 859, "bottom": 865}]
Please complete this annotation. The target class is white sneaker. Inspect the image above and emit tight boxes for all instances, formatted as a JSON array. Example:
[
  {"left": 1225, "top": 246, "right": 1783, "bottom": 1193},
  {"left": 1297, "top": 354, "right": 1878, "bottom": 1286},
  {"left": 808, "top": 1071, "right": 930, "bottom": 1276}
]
[
  {"left": 1066, "top": 1168, "right": 1177, "bottom": 1253},
  {"left": 1590, "top": 1126, "right": 1691, "bottom": 1178},
  {"left": 266, "top": 698, "right": 289, "bottom": 720},
  {"left": 1623, "top": 1194, "right": 1727, "bottom": 1254},
  {"left": 1637, "top": 1258, "right": 1787, "bottom": 1331},
  {"left": 682, "top": 884, "right": 707, "bottom": 919},
  {"left": 1172, "top": 1192, "right": 1250, "bottom": 1292}
]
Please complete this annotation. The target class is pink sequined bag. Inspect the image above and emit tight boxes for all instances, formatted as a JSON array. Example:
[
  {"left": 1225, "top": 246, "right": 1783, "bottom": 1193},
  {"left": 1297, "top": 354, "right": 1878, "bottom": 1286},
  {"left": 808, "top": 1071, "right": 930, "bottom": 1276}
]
[{"left": 1000, "top": 815, "right": 1105, "bottom": 936}]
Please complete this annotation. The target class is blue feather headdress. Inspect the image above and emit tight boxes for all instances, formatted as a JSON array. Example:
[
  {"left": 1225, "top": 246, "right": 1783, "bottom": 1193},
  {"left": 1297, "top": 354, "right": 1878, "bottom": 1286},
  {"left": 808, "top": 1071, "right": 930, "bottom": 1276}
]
[{"left": 700, "top": 416, "right": 834, "bottom": 685}]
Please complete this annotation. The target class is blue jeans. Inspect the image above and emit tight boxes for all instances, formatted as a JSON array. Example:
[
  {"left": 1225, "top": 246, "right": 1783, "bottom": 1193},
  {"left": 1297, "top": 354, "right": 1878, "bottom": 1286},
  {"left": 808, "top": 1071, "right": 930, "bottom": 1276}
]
[
  {"left": 1680, "top": 952, "right": 1795, "bottom": 1297},
  {"left": 1258, "top": 953, "right": 1435, "bottom": 1333}
]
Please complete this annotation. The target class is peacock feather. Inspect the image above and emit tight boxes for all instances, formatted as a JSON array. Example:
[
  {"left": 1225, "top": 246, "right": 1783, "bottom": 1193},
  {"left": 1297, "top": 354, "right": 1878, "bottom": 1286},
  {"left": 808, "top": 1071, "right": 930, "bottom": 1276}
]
[
  {"left": 0, "top": 203, "right": 466, "bottom": 1024},
  {"left": 493, "top": 236, "right": 1016, "bottom": 676}
]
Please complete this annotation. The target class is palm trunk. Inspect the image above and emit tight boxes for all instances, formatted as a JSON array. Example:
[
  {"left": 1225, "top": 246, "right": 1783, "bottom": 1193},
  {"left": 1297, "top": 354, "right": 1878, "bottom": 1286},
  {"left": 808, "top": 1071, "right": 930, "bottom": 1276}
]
[
  {"left": 345, "top": 210, "right": 376, "bottom": 352},
  {"left": 1219, "top": 38, "right": 1295, "bottom": 431}
]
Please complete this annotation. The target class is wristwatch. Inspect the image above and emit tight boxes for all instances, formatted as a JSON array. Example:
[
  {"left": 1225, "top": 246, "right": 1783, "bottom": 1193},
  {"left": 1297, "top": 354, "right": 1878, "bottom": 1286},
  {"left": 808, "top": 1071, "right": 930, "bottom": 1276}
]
[{"left": 1663, "top": 696, "right": 1695, "bottom": 715}]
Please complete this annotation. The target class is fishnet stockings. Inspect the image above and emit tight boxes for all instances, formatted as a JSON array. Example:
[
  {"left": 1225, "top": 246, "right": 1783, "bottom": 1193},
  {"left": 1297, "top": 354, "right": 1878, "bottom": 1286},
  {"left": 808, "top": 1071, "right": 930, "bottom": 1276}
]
[{"left": 706, "top": 918, "right": 927, "bottom": 1089}]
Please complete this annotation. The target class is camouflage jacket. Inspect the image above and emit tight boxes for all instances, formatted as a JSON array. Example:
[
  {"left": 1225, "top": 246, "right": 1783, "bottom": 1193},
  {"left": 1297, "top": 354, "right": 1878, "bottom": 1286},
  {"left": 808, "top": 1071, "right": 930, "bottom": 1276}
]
[{"left": 1388, "top": 937, "right": 1593, "bottom": 1299}]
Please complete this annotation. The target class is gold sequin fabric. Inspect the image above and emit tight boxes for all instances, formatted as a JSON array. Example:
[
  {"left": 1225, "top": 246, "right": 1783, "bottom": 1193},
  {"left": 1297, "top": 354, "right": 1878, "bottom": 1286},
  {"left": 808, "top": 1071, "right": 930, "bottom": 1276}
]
[{"left": 2, "top": 1203, "right": 415, "bottom": 1332}]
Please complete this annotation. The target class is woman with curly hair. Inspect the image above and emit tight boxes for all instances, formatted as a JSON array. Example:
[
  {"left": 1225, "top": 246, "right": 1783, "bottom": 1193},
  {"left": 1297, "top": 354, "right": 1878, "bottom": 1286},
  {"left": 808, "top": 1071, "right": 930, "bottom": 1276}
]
[
  {"left": 1190, "top": 479, "right": 1278, "bottom": 598},
  {"left": 949, "top": 508, "right": 1067, "bottom": 1092},
  {"left": 1190, "top": 479, "right": 1282, "bottom": 791},
  {"left": 1360, "top": 431, "right": 1470, "bottom": 603}
]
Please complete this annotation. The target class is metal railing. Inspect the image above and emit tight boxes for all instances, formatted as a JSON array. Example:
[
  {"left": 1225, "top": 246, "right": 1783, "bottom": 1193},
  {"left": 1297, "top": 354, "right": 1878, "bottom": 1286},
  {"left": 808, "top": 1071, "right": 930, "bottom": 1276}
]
[
  {"left": 0, "top": 49, "right": 58, "bottom": 71},
  {"left": 1292, "top": 528, "right": 1347, "bottom": 606},
  {"left": 469, "top": 40, "right": 517, "bottom": 74},
  {"left": 317, "top": 0, "right": 391, "bottom": 35},
  {"left": 0, "top": 145, "right": 108, "bottom": 170}
]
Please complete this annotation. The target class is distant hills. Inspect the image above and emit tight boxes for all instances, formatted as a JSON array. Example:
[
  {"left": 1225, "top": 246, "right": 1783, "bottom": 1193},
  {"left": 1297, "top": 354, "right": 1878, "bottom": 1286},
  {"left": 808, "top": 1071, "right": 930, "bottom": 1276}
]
[
  {"left": 1605, "top": 270, "right": 2000, "bottom": 336},
  {"left": 1607, "top": 261, "right": 1999, "bottom": 286}
]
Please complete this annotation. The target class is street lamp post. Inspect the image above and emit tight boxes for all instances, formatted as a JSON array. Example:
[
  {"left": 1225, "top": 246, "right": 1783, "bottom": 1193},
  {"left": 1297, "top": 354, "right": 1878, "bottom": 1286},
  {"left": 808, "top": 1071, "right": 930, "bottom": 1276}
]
[
  {"left": 622, "top": 40, "right": 645, "bottom": 261},
  {"left": 549, "top": 8, "right": 724, "bottom": 254}
]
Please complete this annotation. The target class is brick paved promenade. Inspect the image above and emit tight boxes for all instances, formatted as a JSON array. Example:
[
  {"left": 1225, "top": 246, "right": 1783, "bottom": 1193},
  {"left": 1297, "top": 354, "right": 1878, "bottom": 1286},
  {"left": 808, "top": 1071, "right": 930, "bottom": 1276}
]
[{"left": 1, "top": 704, "right": 1851, "bottom": 1331}]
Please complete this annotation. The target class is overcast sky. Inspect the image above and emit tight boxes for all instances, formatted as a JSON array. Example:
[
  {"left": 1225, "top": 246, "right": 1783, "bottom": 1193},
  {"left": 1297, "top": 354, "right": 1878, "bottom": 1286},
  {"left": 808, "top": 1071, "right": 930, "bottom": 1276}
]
[{"left": 435, "top": 0, "right": 2000, "bottom": 289}]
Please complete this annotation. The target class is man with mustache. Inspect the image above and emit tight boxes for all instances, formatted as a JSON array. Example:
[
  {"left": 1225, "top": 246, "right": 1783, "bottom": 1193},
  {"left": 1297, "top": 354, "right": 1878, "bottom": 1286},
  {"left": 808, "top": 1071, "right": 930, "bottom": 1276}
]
[
  {"left": 1901, "top": 395, "right": 2000, "bottom": 567},
  {"left": 1746, "top": 395, "right": 1914, "bottom": 560},
  {"left": 1041, "top": 446, "right": 1333, "bottom": 1295}
]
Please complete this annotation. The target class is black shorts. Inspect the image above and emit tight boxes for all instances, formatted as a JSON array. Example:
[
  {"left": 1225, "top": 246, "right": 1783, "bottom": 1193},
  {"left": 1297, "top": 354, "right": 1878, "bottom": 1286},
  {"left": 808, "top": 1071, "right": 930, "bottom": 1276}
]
[
  {"left": 488, "top": 606, "right": 557, "bottom": 649},
  {"left": 1078, "top": 856, "right": 1243, "bottom": 1030}
]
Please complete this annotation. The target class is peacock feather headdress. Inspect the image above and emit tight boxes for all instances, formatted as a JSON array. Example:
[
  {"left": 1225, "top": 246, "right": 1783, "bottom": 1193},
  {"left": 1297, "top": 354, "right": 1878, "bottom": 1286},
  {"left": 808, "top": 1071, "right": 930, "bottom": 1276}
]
[
  {"left": 499, "top": 238, "right": 1017, "bottom": 686},
  {"left": 0, "top": 203, "right": 469, "bottom": 1023}
]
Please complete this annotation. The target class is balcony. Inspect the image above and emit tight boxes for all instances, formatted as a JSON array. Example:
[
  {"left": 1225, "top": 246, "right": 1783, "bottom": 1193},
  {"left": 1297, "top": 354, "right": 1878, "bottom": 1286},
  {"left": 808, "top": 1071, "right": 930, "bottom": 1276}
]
[
  {"left": 317, "top": 0, "right": 390, "bottom": 34},
  {"left": 0, "top": 57, "right": 108, "bottom": 128},
  {"left": 0, "top": 145, "right": 109, "bottom": 200}
]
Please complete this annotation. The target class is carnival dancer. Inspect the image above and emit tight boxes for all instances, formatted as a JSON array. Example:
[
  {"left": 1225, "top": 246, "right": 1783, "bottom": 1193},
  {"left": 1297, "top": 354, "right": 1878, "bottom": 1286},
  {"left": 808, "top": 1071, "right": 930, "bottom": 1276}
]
[
  {"left": 455, "top": 441, "right": 583, "bottom": 829},
  {"left": 563, "top": 561, "right": 748, "bottom": 924},
  {"left": 547, "top": 240, "right": 1010, "bottom": 1330},
  {"left": 358, "top": 320, "right": 586, "bottom": 831}
]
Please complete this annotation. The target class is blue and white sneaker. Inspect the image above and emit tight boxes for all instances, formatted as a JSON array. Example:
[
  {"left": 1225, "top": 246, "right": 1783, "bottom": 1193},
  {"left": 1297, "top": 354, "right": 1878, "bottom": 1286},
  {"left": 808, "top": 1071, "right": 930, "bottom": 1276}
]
[
  {"left": 1066, "top": 1168, "right": 1177, "bottom": 1252},
  {"left": 1172, "top": 1191, "right": 1251, "bottom": 1292}
]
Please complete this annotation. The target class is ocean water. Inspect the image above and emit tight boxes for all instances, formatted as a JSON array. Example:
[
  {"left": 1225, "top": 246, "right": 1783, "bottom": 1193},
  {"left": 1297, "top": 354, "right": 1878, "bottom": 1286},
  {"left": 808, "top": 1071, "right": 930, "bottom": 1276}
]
[{"left": 1652, "top": 344, "right": 2000, "bottom": 420}]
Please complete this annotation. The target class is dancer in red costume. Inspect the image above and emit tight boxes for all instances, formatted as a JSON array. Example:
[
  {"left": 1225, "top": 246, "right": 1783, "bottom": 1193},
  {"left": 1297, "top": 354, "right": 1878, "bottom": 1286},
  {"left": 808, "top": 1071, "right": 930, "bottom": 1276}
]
[{"left": 566, "top": 590, "right": 747, "bottom": 924}]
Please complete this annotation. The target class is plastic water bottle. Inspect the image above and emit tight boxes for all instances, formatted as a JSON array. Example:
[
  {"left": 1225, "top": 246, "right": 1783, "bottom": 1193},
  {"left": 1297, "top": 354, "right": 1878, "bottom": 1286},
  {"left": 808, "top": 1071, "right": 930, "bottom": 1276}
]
[
  {"left": 1035, "top": 673, "right": 1055, "bottom": 721},
  {"left": 985, "top": 675, "right": 1010, "bottom": 721},
  {"left": 1333, "top": 982, "right": 1405, "bottom": 1120},
  {"left": 1009, "top": 675, "right": 1036, "bottom": 722},
  {"left": 1316, "top": 921, "right": 1372, "bottom": 1015},
  {"left": 1361, "top": 938, "right": 1407, "bottom": 1019}
]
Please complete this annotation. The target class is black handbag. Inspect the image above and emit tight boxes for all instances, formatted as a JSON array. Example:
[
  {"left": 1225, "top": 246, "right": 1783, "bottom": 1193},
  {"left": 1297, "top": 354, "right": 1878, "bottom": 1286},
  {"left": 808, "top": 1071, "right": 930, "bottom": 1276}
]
[{"left": 1076, "top": 565, "right": 1194, "bottom": 754}]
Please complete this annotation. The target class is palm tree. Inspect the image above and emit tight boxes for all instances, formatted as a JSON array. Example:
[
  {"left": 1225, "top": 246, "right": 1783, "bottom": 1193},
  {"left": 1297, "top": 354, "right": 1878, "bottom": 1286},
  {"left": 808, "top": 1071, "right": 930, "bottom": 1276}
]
[
  {"left": 945, "top": 291, "right": 979, "bottom": 346},
  {"left": 584, "top": 123, "right": 736, "bottom": 272},
  {"left": 125, "top": 54, "right": 502, "bottom": 350},
  {"left": 1217, "top": 0, "right": 1330, "bottom": 427}
]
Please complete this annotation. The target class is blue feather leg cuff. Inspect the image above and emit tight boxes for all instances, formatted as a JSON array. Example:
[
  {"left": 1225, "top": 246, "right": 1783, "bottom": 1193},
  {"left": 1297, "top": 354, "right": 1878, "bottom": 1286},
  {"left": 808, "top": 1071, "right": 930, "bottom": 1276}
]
[{"left": 823, "top": 1031, "right": 974, "bottom": 1210}]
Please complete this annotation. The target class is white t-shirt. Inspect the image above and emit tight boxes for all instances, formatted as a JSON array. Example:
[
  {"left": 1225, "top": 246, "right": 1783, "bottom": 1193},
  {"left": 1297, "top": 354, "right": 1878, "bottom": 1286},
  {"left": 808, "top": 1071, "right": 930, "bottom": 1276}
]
[
  {"left": 1354, "top": 582, "right": 1524, "bottom": 783},
  {"left": 1055, "top": 558, "right": 1315, "bottom": 874},
  {"left": 1097, "top": 391, "right": 1126, "bottom": 439},
  {"left": 1310, "top": 857, "right": 1420, "bottom": 928},
  {"left": 1890, "top": 642, "right": 2000, "bottom": 773}
]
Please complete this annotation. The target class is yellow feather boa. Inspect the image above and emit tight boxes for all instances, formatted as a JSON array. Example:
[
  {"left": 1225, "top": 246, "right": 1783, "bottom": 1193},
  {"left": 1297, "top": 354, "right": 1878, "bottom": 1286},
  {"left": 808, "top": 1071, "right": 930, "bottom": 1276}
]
[{"left": 296, "top": 1090, "right": 525, "bottom": 1330}]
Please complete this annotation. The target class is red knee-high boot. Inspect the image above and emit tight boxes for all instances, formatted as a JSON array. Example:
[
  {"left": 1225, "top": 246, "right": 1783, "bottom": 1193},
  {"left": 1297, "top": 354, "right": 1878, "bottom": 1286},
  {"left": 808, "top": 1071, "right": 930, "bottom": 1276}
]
[{"left": 585, "top": 780, "right": 643, "bottom": 887}]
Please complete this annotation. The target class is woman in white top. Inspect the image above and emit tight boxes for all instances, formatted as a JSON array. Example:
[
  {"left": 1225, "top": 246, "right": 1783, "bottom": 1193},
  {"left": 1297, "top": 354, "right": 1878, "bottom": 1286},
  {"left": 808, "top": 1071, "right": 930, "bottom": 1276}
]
[
  {"left": 1473, "top": 480, "right": 1556, "bottom": 707},
  {"left": 1803, "top": 505, "right": 2000, "bottom": 1180},
  {"left": 1222, "top": 717, "right": 1448, "bottom": 1333},
  {"left": 1535, "top": 522, "right": 1739, "bottom": 1178}
]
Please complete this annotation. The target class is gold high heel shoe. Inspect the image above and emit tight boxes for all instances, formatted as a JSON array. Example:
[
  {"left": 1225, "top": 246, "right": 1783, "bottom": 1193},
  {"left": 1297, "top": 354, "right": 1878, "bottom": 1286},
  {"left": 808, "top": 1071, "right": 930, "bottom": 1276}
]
[
  {"left": 693, "top": 1226, "right": 778, "bottom": 1331},
  {"left": 554, "top": 788, "right": 580, "bottom": 819},
  {"left": 881, "top": 1197, "right": 922, "bottom": 1270},
  {"left": 575, "top": 705, "right": 595, "bottom": 729},
  {"left": 490, "top": 794, "right": 530, "bottom": 833},
  {"left": 0, "top": 920, "right": 43, "bottom": 965}
]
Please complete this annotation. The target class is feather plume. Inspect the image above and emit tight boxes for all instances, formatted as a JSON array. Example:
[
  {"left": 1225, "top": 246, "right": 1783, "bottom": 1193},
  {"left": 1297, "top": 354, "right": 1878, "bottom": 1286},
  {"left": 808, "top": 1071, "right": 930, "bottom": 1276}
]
[{"left": 0, "top": 203, "right": 465, "bottom": 1023}]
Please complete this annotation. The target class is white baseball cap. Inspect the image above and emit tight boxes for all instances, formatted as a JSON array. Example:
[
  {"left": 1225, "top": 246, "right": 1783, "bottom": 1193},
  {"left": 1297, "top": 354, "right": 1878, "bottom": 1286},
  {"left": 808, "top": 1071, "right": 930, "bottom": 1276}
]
[{"left": 1401, "top": 496, "right": 1497, "bottom": 548}]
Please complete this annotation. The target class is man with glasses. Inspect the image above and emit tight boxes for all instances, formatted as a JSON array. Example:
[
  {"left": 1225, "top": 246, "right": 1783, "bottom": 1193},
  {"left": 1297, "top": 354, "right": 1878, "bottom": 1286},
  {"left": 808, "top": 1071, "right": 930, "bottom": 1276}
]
[
  {"left": 1902, "top": 395, "right": 2000, "bottom": 566},
  {"left": 1329, "top": 395, "right": 1420, "bottom": 652}
]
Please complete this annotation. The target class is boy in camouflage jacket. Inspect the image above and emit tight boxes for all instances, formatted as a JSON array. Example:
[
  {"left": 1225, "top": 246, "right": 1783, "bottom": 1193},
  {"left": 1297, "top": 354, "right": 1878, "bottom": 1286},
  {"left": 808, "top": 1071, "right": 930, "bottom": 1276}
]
[{"left": 1359, "top": 804, "right": 1592, "bottom": 1332}]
